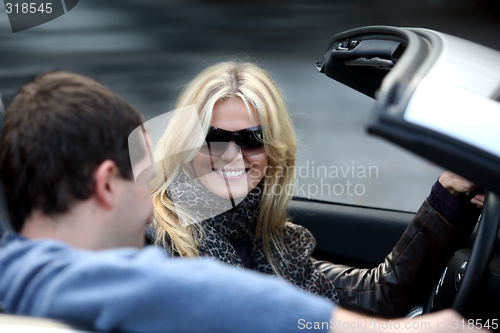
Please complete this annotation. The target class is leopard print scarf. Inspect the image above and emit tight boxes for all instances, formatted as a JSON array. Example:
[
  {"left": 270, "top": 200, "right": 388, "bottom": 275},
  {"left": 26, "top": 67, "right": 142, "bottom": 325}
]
[{"left": 167, "top": 172, "right": 339, "bottom": 304}]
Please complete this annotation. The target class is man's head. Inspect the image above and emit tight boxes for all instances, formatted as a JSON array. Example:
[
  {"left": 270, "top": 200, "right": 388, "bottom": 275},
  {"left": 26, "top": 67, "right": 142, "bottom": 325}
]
[{"left": 0, "top": 71, "right": 153, "bottom": 249}]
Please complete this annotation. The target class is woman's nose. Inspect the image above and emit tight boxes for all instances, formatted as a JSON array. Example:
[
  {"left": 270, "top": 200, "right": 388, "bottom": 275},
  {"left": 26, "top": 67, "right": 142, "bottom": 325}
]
[{"left": 220, "top": 141, "right": 242, "bottom": 162}]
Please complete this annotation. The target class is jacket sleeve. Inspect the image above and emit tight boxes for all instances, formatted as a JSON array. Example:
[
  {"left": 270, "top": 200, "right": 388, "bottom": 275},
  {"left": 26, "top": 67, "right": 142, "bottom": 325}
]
[{"left": 312, "top": 199, "right": 479, "bottom": 318}]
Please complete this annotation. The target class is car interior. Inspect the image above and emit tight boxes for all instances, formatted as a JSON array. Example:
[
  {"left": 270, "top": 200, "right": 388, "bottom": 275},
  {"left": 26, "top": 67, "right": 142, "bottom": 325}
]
[
  {"left": 1, "top": 25, "right": 500, "bottom": 331},
  {"left": 314, "top": 25, "right": 500, "bottom": 322}
]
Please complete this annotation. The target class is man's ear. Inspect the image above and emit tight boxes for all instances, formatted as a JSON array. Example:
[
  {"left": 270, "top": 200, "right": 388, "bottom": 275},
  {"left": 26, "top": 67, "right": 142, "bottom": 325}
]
[{"left": 93, "top": 160, "right": 121, "bottom": 209}]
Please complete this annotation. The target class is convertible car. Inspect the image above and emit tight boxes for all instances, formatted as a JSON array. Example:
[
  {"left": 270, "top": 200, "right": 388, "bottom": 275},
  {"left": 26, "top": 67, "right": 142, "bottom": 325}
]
[{"left": 1, "top": 25, "right": 499, "bottom": 331}]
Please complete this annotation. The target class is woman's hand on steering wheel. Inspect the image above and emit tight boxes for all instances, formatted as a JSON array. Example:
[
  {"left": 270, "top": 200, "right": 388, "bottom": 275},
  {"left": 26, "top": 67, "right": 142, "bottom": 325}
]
[{"left": 439, "top": 171, "right": 484, "bottom": 208}]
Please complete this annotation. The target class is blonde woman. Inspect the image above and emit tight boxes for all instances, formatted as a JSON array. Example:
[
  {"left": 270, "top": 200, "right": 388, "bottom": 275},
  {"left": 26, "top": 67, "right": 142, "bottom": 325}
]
[{"left": 150, "top": 61, "right": 483, "bottom": 317}]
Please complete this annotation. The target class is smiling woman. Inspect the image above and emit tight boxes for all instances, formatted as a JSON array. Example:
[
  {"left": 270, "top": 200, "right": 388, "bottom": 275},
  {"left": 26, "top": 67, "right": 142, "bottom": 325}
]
[{"left": 150, "top": 61, "right": 299, "bottom": 279}]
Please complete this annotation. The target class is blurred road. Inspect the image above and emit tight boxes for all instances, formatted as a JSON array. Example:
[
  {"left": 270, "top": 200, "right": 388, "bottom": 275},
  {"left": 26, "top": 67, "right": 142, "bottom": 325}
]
[{"left": 0, "top": 0, "right": 498, "bottom": 211}]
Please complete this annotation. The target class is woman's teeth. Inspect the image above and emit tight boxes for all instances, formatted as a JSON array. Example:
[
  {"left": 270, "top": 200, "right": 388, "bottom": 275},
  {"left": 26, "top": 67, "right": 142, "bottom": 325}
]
[{"left": 215, "top": 169, "right": 245, "bottom": 177}]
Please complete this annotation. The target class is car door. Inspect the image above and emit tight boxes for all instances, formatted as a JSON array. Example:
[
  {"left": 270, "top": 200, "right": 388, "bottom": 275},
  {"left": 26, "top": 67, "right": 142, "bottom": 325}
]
[{"left": 288, "top": 197, "right": 414, "bottom": 269}]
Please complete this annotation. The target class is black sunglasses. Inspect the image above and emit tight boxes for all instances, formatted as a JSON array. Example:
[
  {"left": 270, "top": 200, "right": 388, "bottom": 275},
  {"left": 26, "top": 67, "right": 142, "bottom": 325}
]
[{"left": 199, "top": 126, "right": 265, "bottom": 156}]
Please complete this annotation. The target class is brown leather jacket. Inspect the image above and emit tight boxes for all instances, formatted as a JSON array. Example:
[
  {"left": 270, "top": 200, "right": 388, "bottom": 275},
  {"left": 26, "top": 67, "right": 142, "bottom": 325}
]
[{"left": 313, "top": 200, "right": 478, "bottom": 317}]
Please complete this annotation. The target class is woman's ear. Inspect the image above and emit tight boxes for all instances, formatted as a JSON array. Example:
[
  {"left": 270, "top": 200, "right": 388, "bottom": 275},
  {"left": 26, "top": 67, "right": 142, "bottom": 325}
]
[{"left": 93, "top": 160, "right": 121, "bottom": 209}]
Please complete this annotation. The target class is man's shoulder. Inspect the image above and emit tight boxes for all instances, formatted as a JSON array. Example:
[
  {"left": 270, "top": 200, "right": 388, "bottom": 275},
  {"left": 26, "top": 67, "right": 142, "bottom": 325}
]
[
  {"left": 0, "top": 233, "right": 173, "bottom": 313},
  {"left": 0, "top": 233, "right": 86, "bottom": 290},
  {"left": 0, "top": 233, "right": 167, "bottom": 274},
  {"left": 0, "top": 233, "right": 74, "bottom": 263}
]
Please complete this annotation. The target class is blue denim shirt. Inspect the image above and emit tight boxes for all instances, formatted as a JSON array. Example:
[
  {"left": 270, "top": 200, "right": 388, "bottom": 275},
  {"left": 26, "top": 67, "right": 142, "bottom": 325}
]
[{"left": 0, "top": 233, "right": 334, "bottom": 332}]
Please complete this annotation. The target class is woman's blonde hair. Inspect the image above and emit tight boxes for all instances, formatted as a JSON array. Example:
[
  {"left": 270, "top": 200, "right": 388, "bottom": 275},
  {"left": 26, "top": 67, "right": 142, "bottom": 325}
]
[{"left": 151, "top": 61, "right": 297, "bottom": 274}]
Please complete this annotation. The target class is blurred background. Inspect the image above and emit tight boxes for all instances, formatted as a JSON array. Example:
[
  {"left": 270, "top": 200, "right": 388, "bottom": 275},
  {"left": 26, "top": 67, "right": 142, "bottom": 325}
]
[{"left": 0, "top": 0, "right": 499, "bottom": 211}]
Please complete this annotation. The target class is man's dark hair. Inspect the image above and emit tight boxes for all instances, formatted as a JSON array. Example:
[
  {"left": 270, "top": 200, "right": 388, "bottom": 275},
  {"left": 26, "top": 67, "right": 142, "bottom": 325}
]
[{"left": 0, "top": 71, "right": 144, "bottom": 231}]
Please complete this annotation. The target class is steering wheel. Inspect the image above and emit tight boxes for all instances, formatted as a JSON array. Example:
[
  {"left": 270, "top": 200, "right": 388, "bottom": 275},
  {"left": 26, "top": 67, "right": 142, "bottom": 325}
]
[{"left": 424, "top": 191, "right": 500, "bottom": 315}]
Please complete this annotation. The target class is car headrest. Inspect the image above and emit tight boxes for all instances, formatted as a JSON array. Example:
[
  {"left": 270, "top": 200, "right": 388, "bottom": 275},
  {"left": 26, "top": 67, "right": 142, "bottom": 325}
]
[{"left": 0, "top": 94, "right": 12, "bottom": 239}]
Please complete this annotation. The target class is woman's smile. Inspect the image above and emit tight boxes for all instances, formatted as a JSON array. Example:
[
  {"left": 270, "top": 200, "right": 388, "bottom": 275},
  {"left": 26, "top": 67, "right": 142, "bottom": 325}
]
[{"left": 213, "top": 168, "right": 249, "bottom": 178}]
